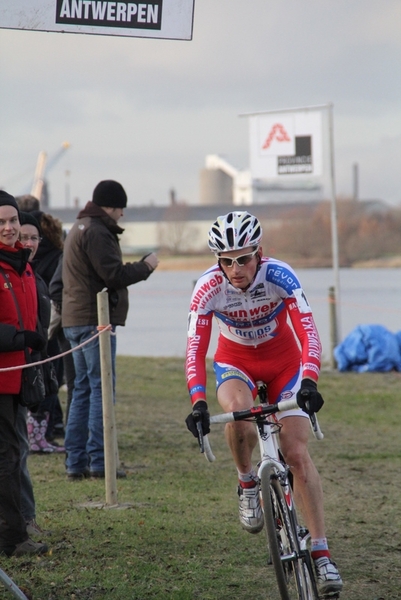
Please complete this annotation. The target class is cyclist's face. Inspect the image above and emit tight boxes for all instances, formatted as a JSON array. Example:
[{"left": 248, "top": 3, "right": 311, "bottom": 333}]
[{"left": 218, "top": 246, "right": 262, "bottom": 290}]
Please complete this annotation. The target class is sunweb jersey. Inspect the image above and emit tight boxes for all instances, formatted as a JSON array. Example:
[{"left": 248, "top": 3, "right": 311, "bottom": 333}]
[{"left": 185, "top": 257, "right": 322, "bottom": 404}]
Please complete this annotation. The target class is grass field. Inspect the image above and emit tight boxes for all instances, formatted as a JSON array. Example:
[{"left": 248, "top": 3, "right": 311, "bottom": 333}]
[{"left": 3, "top": 358, "right": 401, "bottom": 600}]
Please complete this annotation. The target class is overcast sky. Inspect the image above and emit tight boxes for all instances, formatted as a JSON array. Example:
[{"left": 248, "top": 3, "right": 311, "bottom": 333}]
[{"left": 0, "top": 0, "right": 400, "bottom": 209}]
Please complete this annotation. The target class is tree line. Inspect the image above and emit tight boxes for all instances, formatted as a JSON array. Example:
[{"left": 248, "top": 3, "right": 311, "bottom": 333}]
[{"left": 262, "top": 199, "right": 401, "bottom": 267}]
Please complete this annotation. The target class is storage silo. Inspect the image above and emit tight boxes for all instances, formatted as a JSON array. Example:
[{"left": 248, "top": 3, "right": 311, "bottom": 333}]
[{"left": 199, "top": 166, "right": 233, "bottom": 205}]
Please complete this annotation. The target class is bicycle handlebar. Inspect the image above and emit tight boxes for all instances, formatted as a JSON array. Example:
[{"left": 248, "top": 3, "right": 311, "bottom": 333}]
[
  {"left": 308, "top": 412, "right": 324, "bottom": 440},
  {"left": 203, "top": 435, "right": 216, "bottom": 462},
  {"left": 210, "top": 397, "right": 300, "bottom": 424},
  {"left": 197, "top": 397, "right": 324, "bottom": 462}
]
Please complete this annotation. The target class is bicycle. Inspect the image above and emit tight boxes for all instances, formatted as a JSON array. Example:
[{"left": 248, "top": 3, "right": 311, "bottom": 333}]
[{"left": 195, "top": 383, "right": 340, "bottom": 600}]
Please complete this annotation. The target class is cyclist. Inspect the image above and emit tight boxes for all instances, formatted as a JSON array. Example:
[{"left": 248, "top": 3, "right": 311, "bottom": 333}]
[{"left": 185, "top": 211, "right": 343, "bottom": 596}]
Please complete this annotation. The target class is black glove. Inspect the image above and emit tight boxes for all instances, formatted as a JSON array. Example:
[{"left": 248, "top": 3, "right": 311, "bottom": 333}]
[
  {"left": 185, "top": 400, "right": 210, "bottom": 438},
  {"left": 24, "top": 330, "right": 46, "bottom": 351},
  {"left": 296, "top": 379, "right": 324, "bottom": 415}
]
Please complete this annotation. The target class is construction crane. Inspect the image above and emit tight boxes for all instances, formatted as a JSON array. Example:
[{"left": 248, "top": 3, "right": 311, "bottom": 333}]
[{"left": 31, "top": 141, "right": 71, "bottom": 205}]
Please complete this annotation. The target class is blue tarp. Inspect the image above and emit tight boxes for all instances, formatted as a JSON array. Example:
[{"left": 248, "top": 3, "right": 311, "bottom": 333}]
[{"left": 334, "top": 324, "right": 401, "bottom": 372}]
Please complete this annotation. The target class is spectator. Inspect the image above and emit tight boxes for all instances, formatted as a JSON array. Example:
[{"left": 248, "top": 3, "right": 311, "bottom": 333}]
[
  {"left": 62, "top": 180, "right": 159, "bottom": 480},
  {"left": 14, "top": 200, "right": 67, "bottom": 439},
  {"left": 30, "top": 210, "right": 66, "bottom": 441},
  {"left": 14, "top": 211, "right": 62, "bottom": 543},
  {"left": 0, "top": 191, "right": 47, "bottom": 557},
  {"left": 15, "top": 194, "right": 40, "bottom": 212},
  {"left": 19, "top": 212, "right": 65, "bottom": 454}
]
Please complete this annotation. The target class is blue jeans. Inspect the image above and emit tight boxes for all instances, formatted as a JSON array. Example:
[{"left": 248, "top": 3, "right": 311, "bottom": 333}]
[{"left": 63, "top": 325, "right": 116, "bottom": 474}]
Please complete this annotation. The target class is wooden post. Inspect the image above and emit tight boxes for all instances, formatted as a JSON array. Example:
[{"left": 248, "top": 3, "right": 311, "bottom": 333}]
[
  {"left": 97, "top": 290, "right": 117, "bottom": 506},
  {"left": 328, "top": 286, "right": 338, "bottom": 370}
]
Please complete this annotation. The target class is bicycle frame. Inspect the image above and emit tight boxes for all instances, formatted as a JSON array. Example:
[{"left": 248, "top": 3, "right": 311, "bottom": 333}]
[
  {"left": 257, "top": 409, "right": 320, "bottom": 599},
  {"left": 198, "top": 396, "right": 323, "bottom": 600}
]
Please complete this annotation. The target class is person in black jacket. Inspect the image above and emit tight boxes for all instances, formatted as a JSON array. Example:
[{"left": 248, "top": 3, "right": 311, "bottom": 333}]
[
  {"left": 29, "top": 210, "right": 66, "bottom": 440},
  {"left": 19, "top": 212, "right": 65, "bottom": 455},
  {"left": 62, "top": 180, "right": 159, "bottom": 479}
]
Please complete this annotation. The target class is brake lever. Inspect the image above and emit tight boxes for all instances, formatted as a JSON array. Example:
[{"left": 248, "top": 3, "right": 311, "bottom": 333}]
[
  {"left": 193, "top": 410, "right": 204, "bottom": 453},
  {"left": 196, "top": 422, "right": 204, "bottom": 453}
]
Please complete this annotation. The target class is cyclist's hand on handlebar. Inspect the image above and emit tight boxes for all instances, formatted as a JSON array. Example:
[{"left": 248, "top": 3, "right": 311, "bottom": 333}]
[
  {"left": 185, "top": 400, "right": 210, "bottom": 438},
  {"left": 296, "top": 379, "right": 324, "bottom": 415}
]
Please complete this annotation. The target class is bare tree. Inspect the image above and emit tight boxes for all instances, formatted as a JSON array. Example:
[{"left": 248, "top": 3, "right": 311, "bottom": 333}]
[{"left": 157, "top": 202, "right": 200, "bottom": 254}]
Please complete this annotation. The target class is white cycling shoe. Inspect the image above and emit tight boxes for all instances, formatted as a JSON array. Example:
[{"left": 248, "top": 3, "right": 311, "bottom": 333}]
[
  {"left": 237, "top": 484, "right": 264, "bottom": 534},
  {"left": 314, "top": 557, "right": 343, "bottom": 595}
]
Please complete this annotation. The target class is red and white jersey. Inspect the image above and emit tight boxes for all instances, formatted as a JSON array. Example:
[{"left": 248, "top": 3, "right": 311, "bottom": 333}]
[{"left": 186, "top": 257, "right": 322, "bottom": 404}]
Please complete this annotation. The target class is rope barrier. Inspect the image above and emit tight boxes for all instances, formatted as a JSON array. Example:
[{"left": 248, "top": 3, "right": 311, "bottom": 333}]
[{"left": 0, "top": 325, "right": 114, "bottom": 373}]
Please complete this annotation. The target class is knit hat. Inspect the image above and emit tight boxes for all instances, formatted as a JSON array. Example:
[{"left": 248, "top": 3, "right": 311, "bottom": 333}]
[
  {"left": 20, "top": 211, "right": 42, "bottom": 237},
  {"left": 92, "top": 180, "right": 127, "bottom": 208},
  {"left": 0, "top": 190, "right": 20, "bottom": 220}
]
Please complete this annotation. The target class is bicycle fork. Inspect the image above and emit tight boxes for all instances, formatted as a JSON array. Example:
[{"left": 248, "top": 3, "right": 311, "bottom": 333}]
[
  {"left": 259, "top": 460, "right": 299, "bottom": 565},
  {"left": 257, "top": 421, "right": 299, "bottom": 563}
]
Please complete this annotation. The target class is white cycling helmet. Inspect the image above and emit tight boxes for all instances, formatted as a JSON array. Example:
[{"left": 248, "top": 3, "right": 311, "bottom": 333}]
[{"left": 208, "top": 211, "right": 262, "bottom": 253}]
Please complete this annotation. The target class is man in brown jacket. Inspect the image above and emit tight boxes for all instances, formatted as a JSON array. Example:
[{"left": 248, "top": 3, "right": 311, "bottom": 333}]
[{"left": 62, "top": 180, "right": 158, "bottom": 479}]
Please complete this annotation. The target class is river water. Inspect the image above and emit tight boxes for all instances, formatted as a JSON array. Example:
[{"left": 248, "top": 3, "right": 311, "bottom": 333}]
[{"left": 117, "top": 268, "right": 401, "bottom": 362}]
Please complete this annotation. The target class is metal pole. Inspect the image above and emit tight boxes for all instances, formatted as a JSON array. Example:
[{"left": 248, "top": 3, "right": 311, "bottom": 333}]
[
  {"left": 328, "top": 286, "right": 338, "bottom": 369},
  {"left": 0, "top": 568, "right": 30, "bottom": 600},
  {"left": 327, "top": 104, "right": 341, "bottom": 346},
  {"left": 97, "top": 291, "right": 117, "bottom": 506},
  {"left": 353, "top": 162, "right": 359, "bottom": 201}
]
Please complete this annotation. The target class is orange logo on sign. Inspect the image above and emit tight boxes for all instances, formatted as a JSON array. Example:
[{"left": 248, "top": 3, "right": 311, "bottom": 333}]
[{"left": 262, "top": 123, "right": 291, "bottom": 149}]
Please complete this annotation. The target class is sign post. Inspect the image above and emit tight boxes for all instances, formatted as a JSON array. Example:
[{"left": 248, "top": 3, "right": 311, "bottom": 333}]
[
  {"left": 241, "top": 104, "right": 341, "bottom": 356},
  {"left": 327, "top": 103, "right": 341, "bottom": 348}
]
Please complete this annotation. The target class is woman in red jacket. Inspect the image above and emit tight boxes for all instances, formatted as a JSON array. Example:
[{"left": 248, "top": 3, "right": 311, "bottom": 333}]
[{"left": 0, "top": 191, "right": 48, "bottom": 557}]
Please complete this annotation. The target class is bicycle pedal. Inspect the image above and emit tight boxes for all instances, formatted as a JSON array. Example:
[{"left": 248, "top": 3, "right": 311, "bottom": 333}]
[
  {"left": 321, "top": 594, "right": 340, "bottom": 600},
  {"left": 298, "top": 526, "right": 309, "bottom": 539}
]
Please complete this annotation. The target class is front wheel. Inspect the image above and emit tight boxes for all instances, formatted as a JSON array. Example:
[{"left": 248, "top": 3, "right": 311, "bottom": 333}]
[{"left": 260, "top": 464, "right": 318, "bottom": 600}]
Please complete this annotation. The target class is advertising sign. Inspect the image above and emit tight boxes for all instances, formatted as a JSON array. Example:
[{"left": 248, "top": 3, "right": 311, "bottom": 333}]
[
  {"left": 249, "top": 109, "right": 323, "bottom": 180},
  {"left": 0, "top": 0, "right": 195, "bottom": 40}
]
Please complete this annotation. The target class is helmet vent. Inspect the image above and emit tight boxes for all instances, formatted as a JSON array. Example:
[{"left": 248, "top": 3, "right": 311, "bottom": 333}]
[
  {"left": 226, "top": 227, "right": 234, "bottom": 248},
  {"left": 251, "top": 225, "right": 261, "bottom": 242}
]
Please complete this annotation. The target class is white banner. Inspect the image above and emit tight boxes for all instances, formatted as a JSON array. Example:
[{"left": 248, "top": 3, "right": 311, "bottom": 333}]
[
  {"left": 249, "top": 108, "right": 323, "bottom": 180},
  {"left": 0, "top": 0, "right": 195, "bottom": 40}
]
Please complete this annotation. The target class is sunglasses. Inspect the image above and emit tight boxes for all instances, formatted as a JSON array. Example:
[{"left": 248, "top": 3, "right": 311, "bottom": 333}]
[{"left": 218, "top": 248, "right": 259, "bottom": 268}]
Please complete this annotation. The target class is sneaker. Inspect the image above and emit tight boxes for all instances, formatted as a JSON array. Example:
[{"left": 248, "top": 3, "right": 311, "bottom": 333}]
[
  {"left": 26, "top": 519, "right": 49, "bottom": 537},
  {"left": 12, "top": 538, "right": 48, "bottom": 557},
  {"left": 314, "top": 557, "right": 343, "bottom": 595},
  {"left": 237, "top": 484, "right": 264, "bottom": 534}
]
